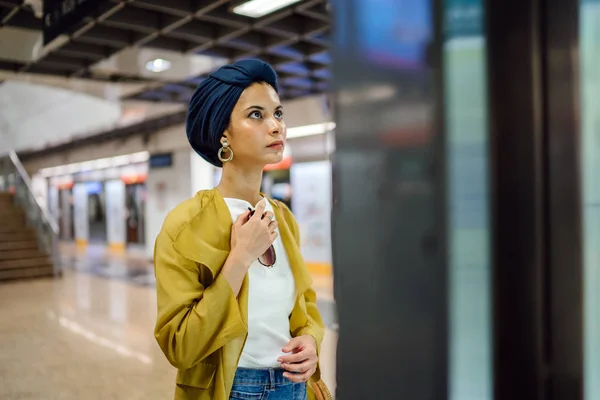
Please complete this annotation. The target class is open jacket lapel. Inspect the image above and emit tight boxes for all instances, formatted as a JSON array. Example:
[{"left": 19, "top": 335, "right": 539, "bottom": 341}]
[
  {"left": 172, "top": 189, "right": 312, "bottom": 305},
  {"left": 172, "top": 189, "right": 232, "bottom": 274},
  {"left": 172, "top": 189, "right": 250, "bottom": 324}
]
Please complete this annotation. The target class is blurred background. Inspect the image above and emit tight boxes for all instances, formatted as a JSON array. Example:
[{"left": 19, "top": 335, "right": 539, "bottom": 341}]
[{"left": 0, "top": 0, "right": 598, "bottom": 399}]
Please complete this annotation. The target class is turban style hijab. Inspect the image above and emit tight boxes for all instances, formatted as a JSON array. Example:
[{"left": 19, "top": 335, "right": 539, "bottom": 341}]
[{"left": 186, "top": 59, "right": 280, "bottom": 167}]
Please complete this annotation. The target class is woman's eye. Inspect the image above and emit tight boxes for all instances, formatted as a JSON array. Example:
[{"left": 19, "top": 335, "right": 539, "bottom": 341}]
[
  {"left": 249, "top": 111, "right": 262, "bottom": 119},
  {"left": 274, "top": 110, "right": 283, "bottom": 119}
]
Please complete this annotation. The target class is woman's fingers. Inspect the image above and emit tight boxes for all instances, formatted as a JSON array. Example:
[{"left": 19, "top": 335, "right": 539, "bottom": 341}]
[
  {"left": 234, "top": 210, "right": 250, "bottom": 226},
  {"left": 278, "top": 350, "right": 309, "bottom": 365},
  {"left": 283, "top": 366, "right": 316, "bottom": 383},
  {"left": 262, "top": 211, "right": 277, "bottom": 236},
  {"left": 268, "top": 218, "right": 278, "bottom": 231},
  {"left": 251, "top": 199, "right": 267, "bottom": 221},
  {"left": 281, "top": 360, "right": 312, "bottom": 373},
  {"left": 261, "top": 211, "right": 274, "bottom": 224}
]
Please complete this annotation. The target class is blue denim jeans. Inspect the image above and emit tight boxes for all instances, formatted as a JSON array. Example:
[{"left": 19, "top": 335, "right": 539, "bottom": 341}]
[{"left": 229, "top": 368, "right": 307, "bottom": 400}]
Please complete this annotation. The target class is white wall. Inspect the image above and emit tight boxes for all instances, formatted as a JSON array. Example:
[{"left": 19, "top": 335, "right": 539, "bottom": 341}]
[
  {"left": 282, "top": 95, "right": 331, "bottom": 127},
  {"left": 30, "top": 173, "right": 48, "bottom": 212},
  {"left": 48, "top": 184, "right": 59, "bottom": 227},
  {"left": 190, "top": 150, "right": 217, "bottom": 197},
  {"left": 290, "top": 161, "right": 332, "bottom": 266},
  {"left": 105, "top": 180, "right": 126, "bottom": 248},
  {"left": 144, "top": 149, "right": 192, "bottom": 258},
  {"left": 0, "top": 81, "right": 121, "bottom": 152},
  {"left": 0, "top": 131, "right": 11, "bottom": 155},
  {"left": 73, "top": 183, "right": 89, "bottom": 245}
]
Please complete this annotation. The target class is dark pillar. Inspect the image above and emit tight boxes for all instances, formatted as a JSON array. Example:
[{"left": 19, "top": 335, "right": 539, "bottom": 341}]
[
  {"left": 487, "top": 0, "right": 583, "bottom": 397},
  {"left": 543, "top": 0, "right": 583, "bottom": 396}
]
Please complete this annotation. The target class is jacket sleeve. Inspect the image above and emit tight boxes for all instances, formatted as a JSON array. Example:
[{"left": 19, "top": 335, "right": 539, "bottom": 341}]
[
  {"left": 153, "top": 228, "right": 246, "bottom": 370},
  {"left": 294, "top": 287, "right": 325, "bottom": 356},
  {"left": 281, "top": 203, "right": 326, "bottom": 355}
]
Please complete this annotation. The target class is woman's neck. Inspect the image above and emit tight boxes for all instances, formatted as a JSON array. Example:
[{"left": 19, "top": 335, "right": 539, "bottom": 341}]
[{"left": 217, "top": 162, "right": 264, "bottom": 206}]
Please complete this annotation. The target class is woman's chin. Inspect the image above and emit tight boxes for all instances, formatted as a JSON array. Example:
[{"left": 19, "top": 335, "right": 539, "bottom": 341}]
[{"left": 264, "top": 155, "right": 284, "bottom": 165}]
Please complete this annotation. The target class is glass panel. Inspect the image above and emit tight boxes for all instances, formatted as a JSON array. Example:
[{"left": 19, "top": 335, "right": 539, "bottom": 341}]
[
  {"left": 444, "top": 0, "right": 492, "bottom": 399},
  {"left": 581, "top": 0, "right": 600, "bottom": 398},
  {"left": 332, "top": 0, "right": 446, "bottom": 397}
]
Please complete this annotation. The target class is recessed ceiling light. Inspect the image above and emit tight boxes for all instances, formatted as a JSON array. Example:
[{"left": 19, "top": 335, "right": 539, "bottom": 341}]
[
  {"left": 145, "top": 58, "right": 172, "bottom": 73},
  {"left": 233, "top": 0, "right": 303, "bottom": 18}
]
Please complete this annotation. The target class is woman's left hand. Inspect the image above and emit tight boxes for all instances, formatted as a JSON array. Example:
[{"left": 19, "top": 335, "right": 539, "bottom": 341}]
[{"left": 278, "top": 335, "right": 318, "bottom": 382}]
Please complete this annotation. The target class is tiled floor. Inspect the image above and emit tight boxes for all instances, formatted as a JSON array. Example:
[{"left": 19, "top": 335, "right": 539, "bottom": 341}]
[{"left": 0, "top": 243, "right": 337, "bottom": 399}]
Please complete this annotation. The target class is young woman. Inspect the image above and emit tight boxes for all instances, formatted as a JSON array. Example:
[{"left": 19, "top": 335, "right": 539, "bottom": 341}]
[{"left": 153, "top": 59, "right": 326, "bottom": 400}]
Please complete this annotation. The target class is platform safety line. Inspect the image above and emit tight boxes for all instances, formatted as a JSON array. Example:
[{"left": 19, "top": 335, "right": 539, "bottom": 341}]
[
  {"left": 108, "top": 242, "right": 126, "bottom": 252},
  {"left": 306, "top": 262, "right": 332, "bottom": 276}
]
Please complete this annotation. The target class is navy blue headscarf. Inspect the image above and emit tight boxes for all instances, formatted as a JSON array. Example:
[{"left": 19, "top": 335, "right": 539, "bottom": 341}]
[{"left": 186, "top": 59, "right": 279, "bottom": 167}]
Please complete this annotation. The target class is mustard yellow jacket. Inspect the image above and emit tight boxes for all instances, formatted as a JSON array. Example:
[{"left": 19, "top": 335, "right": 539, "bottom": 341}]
[{"left": 153, "top": 189, "right": 325, "bottom": 400}]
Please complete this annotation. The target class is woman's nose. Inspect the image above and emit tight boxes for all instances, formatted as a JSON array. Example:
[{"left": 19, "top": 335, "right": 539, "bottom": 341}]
[{"left": 267, "top": 117, "right": 282, "bottom": 134}]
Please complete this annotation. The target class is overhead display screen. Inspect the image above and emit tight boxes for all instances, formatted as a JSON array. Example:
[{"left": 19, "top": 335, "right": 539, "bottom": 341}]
[{"left": 356, "top": 0, "right": 433, "bottom": 68}]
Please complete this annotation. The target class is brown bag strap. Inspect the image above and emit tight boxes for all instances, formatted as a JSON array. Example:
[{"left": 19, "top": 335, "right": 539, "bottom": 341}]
[{"left": 310, "top": 379, "right": 333, "bottom": 400}]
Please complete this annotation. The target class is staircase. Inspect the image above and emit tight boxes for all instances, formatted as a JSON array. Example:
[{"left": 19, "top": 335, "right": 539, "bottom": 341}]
[
  {"left": 0, "top": 192, "right": 54, "bottom": 280},
  {"left": 0, "top": 151, "right": 60, "bottom": 282}
]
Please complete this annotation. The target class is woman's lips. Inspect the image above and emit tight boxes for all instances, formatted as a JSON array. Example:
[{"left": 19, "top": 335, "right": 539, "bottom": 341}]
[{"left": 267, "top": 141, "right": 284, "bottom": 150}]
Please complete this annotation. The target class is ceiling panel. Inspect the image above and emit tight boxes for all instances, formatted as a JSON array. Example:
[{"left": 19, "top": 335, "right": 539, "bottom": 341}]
[{"left": 0, "top": 0, "right": 331, "bottom": 103}]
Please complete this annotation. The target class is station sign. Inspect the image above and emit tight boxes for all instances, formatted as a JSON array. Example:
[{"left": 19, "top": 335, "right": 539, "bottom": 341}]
[{"left": 149, "top": 153, "right": 174, "bottom": 169}]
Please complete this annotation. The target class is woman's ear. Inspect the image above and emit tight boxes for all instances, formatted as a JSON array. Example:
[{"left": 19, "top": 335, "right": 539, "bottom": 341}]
[{"left": 221, "top": 130, "right": 231, "bottom": 144}]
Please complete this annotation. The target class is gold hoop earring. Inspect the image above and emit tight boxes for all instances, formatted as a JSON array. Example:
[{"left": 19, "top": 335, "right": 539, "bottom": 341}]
[{"left": 218, "top": 139, "right": 233, "bottom": 163}]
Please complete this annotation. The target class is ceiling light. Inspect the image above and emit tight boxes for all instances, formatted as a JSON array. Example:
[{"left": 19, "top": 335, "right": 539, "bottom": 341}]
[
  {"left": 233, "top": 0, "right": 303, "bottom": 18},
  {"left": 287, "top": 122, "right": 336, "bottom": 139},
  {"left": 145, "top": 58, "right": 172, "bottom": 73},
  {"left": 39, "top": 151, "right": 150, "bottom": 177}
]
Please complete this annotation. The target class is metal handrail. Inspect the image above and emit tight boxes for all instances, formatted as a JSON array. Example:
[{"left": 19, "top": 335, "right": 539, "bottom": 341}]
[{"left": 8, "top": 150, "right": 59, "bottom": 235}]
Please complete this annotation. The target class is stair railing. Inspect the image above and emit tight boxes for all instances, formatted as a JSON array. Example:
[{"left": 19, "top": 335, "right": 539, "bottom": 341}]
[{"left": 1, "top": 150, "right": 61, "bottom": 277}]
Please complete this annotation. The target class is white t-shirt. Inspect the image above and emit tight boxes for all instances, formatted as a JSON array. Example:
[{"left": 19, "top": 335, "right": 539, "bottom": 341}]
[{"left": 223, "top": 197, "right": 296, "bottom": 368}]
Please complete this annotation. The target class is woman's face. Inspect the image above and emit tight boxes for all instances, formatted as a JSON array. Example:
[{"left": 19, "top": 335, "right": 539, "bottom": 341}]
[{"left": 224, "top": 82, "right": 286, "bottom": 168}]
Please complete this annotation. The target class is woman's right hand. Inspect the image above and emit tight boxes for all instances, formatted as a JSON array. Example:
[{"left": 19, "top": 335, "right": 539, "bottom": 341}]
[{"left": 230, "top": 199, "right": 278, "bottom": 267}]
